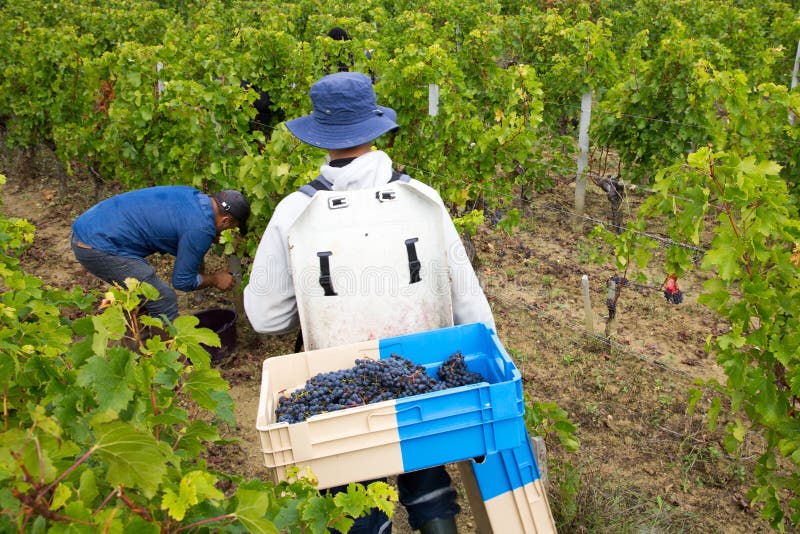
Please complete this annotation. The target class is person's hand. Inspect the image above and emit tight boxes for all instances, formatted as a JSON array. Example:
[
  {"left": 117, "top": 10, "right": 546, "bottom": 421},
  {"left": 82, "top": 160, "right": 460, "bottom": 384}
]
[{"left": 211, "top": 271, "right": 235, "bottom": 291}]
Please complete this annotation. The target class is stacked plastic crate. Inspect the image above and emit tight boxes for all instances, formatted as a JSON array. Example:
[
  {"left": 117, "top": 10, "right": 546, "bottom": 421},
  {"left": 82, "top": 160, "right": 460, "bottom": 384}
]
[{"left": 256, "top": 322, "right": 556, "bottom": 533}]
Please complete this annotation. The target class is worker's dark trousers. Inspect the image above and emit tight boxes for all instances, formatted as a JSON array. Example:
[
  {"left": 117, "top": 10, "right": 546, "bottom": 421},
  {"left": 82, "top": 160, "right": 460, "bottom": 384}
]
[
  {"left": 71, "top": 234, "right": 179, "bottom": 320},
  {"left": 328, "top": 466, "right": 459, "bottom": 533}
]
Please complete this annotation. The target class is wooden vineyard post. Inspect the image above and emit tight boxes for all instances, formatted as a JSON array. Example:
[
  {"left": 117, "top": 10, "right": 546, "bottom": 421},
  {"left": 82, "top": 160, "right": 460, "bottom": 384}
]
[
  {"left": 573, "top": 90, "right": 593, "bottom": 233},
  {"left": 428, "top": 83, "right": 439, "bottom": 117}
]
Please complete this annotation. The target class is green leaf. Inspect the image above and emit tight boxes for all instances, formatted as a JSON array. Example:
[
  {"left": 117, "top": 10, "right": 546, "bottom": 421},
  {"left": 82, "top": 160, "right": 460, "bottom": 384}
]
[
  {"left": 233, "top": 488, "right": 278, "bottom": 534},
  {"left": 730, "top": 419, "right": 747, "bottom": 448},
  {"left": 92, "top": 422, "right": 169, "bottom": 498},
  {"left": 78, "top": 469, "right": 99, "bottom": 506},
  {"left": 172, "top": 315, "right": 217, "bottom": 369},
  {"left": 701, "top": 241, "right": 742, "bottom": 281},
  {"left": 365, "top": 481, "right": 397, "bottom": 517},
  {"left": 90, "top": 307, "right": 127, "bottom": 357},
  {"left": 92, "top": 509, "right": 125, "bottom": 534},
  {"left": 75, "top": 347, "right": 137, "bottom": 416},
  {"left": 162, "top": 471, "right": 223, "bottom": 521},
  {"left": 175, "top": 420, "right": 221, "bottom": 456},
  {"left": 185, "top": 368, "right": 233, "bottom": 423},
  {"left": 49, "top": 483, "right": 72, "bottom": 511},
  {"left": 686, "top": 388, "right": 702, "bottom": 417},
  {"left": 333, "top": 482, "right": 367, "bottom": 518},
  {"left": 707, "top": 397, "right": 721, "bottom": 432},
  {"left": 303, "top": 495, "right": 341, "bottom": 533},
  {"left": 47, "top": 501, "right": 93, "bottom": 533},
  {"left": 161, "top": 488, "right": 188, "bottom": 521},
  {"left": 124, "top": 515, "right": 160, "bottom": 534}
]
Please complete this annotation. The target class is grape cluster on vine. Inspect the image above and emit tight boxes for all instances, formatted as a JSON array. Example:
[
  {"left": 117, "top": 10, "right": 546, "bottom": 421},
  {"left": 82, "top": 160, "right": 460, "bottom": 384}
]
[
  {"left": 664, "top": 290, "right": 684, "bottom": 304},
  {"left": 275, "top": 352, "right": 486, "bottom": 423}
]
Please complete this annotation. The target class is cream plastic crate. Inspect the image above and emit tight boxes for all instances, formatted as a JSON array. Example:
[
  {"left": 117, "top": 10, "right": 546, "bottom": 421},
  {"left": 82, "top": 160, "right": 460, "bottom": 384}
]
[
  {"left": 256, "top": 323, "right": 526, "bottom": 489},
  {"left": 458, "top": 434, "right": 557, "bottom": 533}
]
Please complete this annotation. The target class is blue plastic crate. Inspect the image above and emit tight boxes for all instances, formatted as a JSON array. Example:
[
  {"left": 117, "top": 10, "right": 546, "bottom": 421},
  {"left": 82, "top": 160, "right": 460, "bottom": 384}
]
[
  {"left": 257, "top": 322, "right": 527, "bottom": 488},
  {"left": 470, "top": 434, "right": 542, "bottom": 501},
  {"left": 379, "top": 323, "right": 527, "bottom": 472},
  {"left": 463, "top": 435, "right": 556, "bottom": 532}
]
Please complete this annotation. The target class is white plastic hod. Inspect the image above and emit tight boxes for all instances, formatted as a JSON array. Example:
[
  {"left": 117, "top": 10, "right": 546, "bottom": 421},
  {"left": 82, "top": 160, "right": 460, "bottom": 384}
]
[{"left": 287, "top": 182, "right": 453, "bottom": 350}]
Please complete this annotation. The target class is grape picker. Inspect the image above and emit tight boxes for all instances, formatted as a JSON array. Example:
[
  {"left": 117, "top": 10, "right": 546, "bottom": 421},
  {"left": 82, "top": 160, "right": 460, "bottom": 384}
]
[
  {"left": 71, "top": 186, "right": 250, "bottom": 321},
  {"left": 244, "top": 72, "right": 495, "bottom": 534}
]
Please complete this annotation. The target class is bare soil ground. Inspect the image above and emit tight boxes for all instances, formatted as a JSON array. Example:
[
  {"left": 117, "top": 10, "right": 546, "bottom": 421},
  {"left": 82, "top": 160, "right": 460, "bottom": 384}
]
[{"left": 0, "top": 141, "right": 774, "bottom": 533}]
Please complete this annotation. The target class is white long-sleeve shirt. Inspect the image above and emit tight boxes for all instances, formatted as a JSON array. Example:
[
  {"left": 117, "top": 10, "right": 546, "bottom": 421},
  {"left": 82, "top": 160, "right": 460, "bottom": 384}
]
[{"left": 243, "top": 150, "right": 495, "bottom": 335}]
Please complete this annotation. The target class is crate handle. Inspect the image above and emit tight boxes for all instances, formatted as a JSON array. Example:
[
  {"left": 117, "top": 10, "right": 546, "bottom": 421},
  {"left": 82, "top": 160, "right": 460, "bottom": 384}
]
[
  {"left": 366, "top": 404, "right": 423, "bottom": 428},
  {"left": 366, "top": 409, "right": 397, "bottom": 430},
  {"left": 391, "top": 403, "right": 423, "bottom": 423}
]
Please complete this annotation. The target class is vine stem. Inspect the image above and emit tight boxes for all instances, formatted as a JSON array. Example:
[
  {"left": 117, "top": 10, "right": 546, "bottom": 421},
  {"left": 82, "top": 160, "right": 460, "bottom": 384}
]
[
  {"left": 38, "top": 446, "right": 95, "bottom": 499},
  {"left": 11, "top": 488, "right": 94, "bottom": 526},
  {"left": 173, "top": 513, "right": 235, "bottom": 532},
  {"left": 94, "top": 488, "right": 116, "bottom": 515},
  {"left": 117, "top": 485, "right": 153, "bottom": 522},
  {"left": 706, "top": 152, "right": 753, "bottom": 277},
  {"left": 34, "top": 437, "right": 44, "bottom": 486},
  {"left": 3, "top": 386, "right": 8, "bottom": 432},
  {"left": 100, "top": 508, "right": 117, "bottom": 534},
  {"left": 150, "top": 386, "right": 159, "bottom": 440}
]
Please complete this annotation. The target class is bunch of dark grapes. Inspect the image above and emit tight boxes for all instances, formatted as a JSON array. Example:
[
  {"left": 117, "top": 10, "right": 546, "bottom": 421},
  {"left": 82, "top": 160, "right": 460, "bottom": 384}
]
[
  {"left": 275, "top": 355, "right": 447, "bottom": 423},
  {"left": 664, "top": 290, "right": 684, "bottom": 304},
  {"left": 437, "top": 351, "right": 485, "bottom": 388}
]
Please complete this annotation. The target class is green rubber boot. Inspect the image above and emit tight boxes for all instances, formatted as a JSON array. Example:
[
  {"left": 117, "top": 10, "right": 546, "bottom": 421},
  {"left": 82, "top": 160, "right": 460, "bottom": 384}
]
[{"left": 419, "top": 517, "right": 458, "bottom": 534}]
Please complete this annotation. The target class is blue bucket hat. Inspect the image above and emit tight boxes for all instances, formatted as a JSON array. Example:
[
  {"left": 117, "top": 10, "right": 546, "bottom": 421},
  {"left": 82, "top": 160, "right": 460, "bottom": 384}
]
[{"left": 285, "top": 72, "right": 398, "bottom": 150}]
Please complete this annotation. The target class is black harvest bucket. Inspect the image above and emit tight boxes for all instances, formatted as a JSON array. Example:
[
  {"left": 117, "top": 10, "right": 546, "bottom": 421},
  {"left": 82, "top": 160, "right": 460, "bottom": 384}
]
[{"left": 193, "top": 308, "right": 237, "bottom": 363}]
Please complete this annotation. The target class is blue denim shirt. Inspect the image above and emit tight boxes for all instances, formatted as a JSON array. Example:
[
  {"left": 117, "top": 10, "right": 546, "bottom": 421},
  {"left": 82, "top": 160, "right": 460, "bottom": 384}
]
[{"left": 72, "top": 186, "right": 216, "bottom": 291}]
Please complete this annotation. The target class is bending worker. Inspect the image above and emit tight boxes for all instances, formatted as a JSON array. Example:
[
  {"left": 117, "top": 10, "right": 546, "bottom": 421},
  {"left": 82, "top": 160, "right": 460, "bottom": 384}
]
[
  {"left": 72, "top": 186, "right": 250, "bottom": 321},
  {"left": 244, "top": 72, "right": 494, "bottom": 534}
]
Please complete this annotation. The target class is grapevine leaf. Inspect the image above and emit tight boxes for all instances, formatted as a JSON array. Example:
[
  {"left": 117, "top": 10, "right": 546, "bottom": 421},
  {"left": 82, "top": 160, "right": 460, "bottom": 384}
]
[
  {"left": 29, "top": 404, "right": 62, "bottom": 440},
  {"left": 78, "top": 469, "right": 98, "bottom": 506},
  {"left": 185, "top": 368, "right": 234, "bottom": 424},
  {"left": 686, "top": 388, "right": 702, "bottom": 417},
  {"left": 365, "top": 481, "right": 397, "bottom": 517},
  {"left": 162, "top": 489, "right": 188, "bottom": 521},
  {"left": 31, "top": 516, "right": 46, "bottom": 534},
  {"left": 233, "top": 488, "right": 278, "bottom": 534},
  {"left": 49, "top": 483, "right": 72, "bottom": 511},
  {"left": 123, "top": 515, "right": 160, "bottom": 534},
  {"left": 330, "top": 514, "right": 355, "bottom": 533},
  {"left": 90, "top": 307, "right": 126, "bottom": 357},
  {"left": 76, "top": 347, "right": 137, "bottom": 416},
  {"left": 333, "top": 482, "right": 367, "bottom": 518},
  {"left": 92, "top": 422, "right": 170, "bottom": 498},
  {"left": 176, "top": 420, "right": 221, "bottom": 456},
  {"left": 92, "top": 509, "right": 125, "bottom": 534},
  {"left": 303, "top": 494, "right": 342, "bottom": 533},
  {"left": 0, "top": 486, "right": 20, "bottom": 515},
  {"left": 271, "top": 497, "right": 301, "bottom": 530},
  {"left": 172, "top": 315, "right": 219, "bottom": 370},
  {"left": 0, "top": 356, "right": 15, "bottom": 389},
  {"left": 728, "top": 419, "right": 747, "bottom": 451},
  {"left": 707, "top": 397, "right": 721, "bottom": 432},
  {"left": 47, "top": 501, "right": 93, "bottom": 533},
  {"left": 701, "top": 241, "right": 742, "bottom": 281},
  {"left": 162, "top": 471, "right": 223, "bottom": 520}
]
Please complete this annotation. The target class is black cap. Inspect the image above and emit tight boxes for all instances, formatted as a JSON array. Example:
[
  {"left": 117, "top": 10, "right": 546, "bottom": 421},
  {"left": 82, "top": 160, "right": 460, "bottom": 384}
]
[
  {"left": 327, "top": 27, "right": 351, "bottom": 41},
  {"left": 214, "top": 190, "right": 250, "bottom": 235}
]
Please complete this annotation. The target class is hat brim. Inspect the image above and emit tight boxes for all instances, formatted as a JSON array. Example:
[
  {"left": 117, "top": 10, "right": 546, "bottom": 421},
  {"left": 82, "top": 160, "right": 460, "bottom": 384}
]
[{"left": 285, "top": 105, "right": 399, "bottom": 150}]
